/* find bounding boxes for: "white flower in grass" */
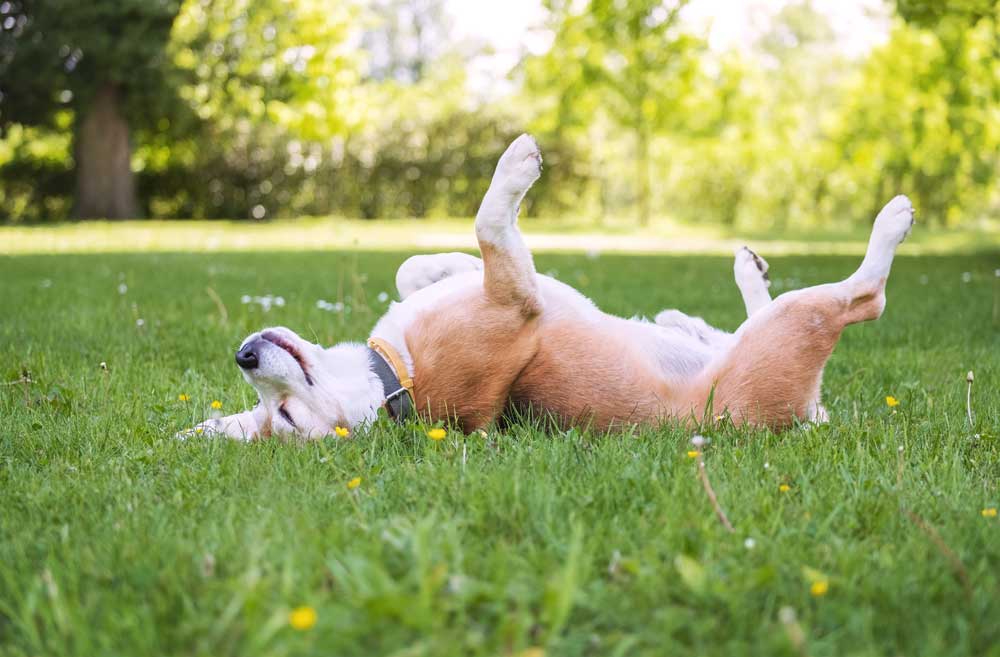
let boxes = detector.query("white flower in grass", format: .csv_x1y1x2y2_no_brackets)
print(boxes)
961,272,972,283
241,294,285,312
118,283,128,295
316,300,346,313
691,435,707,448
135,318,145,327
377,291,389,303
744,537,756,550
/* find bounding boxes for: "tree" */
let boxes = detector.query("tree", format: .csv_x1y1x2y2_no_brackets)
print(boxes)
0,0,183,219
164,0,363,218
525,0,701,225
895,0,998,28
361,0,453,83
830,0,1000,225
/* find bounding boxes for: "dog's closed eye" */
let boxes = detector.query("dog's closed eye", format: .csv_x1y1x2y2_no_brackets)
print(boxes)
278,403,297,428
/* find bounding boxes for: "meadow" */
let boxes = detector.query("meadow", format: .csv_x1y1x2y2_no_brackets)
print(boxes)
1,240,998,656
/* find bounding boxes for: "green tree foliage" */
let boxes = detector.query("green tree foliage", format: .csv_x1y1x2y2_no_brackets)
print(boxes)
661,2,850,228
1,0,998,228
525,0,702,225
0,0,183,218
833,2,1000,225
143,0,363,218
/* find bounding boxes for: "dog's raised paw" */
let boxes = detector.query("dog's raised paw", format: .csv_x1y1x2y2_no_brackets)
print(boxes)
494,133,542,196
734,246,770,289
872,194,915,246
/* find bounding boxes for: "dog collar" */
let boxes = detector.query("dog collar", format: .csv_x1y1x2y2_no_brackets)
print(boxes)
366,337,414,422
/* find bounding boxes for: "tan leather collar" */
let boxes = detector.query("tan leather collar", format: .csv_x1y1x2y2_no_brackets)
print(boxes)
367,337,415,420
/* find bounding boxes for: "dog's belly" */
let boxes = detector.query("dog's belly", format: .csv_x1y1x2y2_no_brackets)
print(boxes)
398,274,711,431
507,316,707,430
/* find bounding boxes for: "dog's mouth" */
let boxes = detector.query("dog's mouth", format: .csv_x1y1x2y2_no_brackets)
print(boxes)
261,331,314,386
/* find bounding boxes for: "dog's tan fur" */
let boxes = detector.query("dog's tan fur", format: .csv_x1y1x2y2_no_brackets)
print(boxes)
185,135,913,441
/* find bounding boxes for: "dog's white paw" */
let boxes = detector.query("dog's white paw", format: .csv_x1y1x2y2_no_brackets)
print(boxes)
734,246,770,290
872,195,915,247
175,421,216,441
493,134,542,197
175,417,251,441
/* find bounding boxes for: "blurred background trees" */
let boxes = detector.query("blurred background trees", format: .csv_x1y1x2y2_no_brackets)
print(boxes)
0,0,997,227
0,0,184,218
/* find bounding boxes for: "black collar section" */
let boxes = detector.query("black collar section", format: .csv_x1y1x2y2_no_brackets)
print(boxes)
367,347,412,422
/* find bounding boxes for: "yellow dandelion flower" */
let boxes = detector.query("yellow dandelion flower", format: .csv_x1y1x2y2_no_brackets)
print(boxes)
779,484,791,493
347,477,361,490
288,605,317,630
211,400,222,410
178,393,190,402
686,450,699,459
982,507,998,518
810,580,829,597
334,426,349,438
885,396,899,407
427,428,447,441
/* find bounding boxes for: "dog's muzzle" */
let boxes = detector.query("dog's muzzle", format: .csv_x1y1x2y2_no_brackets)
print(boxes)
235,343,259,370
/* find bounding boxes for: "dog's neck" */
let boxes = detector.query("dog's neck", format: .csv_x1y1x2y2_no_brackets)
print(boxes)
323,343,390,427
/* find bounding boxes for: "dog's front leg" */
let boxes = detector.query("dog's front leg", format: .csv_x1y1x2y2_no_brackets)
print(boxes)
178,405,268,441
475,134,543,314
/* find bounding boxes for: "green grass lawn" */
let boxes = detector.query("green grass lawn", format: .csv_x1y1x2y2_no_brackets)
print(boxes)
1,248,999,656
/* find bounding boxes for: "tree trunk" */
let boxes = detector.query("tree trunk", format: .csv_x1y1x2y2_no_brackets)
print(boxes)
73,83,139,219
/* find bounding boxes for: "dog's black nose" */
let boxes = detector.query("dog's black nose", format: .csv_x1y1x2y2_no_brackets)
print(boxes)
235,344,259,370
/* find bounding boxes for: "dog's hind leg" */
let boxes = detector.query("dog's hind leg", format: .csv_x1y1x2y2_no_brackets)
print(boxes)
653,246,771,350
734,246,772,317
395,253,483,299
474,134,543,315
732,244,830,421
695,195,914,429
655,245,770,340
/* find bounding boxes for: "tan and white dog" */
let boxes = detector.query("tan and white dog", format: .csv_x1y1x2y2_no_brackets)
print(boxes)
186,135,914,440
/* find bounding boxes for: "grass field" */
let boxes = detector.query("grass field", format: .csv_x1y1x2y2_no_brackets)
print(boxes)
2,244,999,656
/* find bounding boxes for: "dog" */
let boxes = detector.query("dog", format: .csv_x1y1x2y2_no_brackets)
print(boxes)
184,135,914,440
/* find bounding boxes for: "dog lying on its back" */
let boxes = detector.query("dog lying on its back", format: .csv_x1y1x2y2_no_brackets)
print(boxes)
183,135,914,439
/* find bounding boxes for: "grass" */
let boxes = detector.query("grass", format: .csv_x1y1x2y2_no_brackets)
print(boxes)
1,245,999,657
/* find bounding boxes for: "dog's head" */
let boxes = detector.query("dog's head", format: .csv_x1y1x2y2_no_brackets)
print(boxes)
235,327,372,437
